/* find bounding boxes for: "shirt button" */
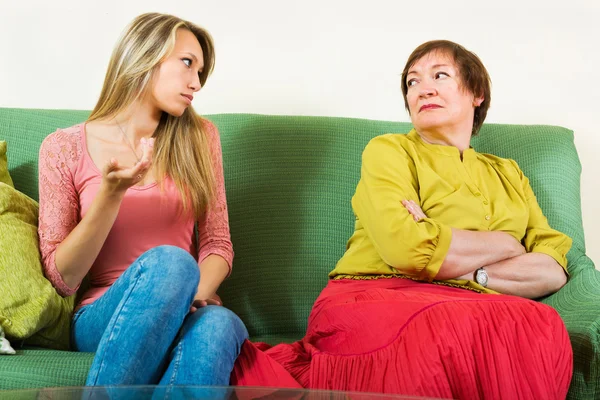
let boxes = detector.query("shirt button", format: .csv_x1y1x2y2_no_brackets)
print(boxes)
483,200,489,205
485,215,491,220
475,193,481,197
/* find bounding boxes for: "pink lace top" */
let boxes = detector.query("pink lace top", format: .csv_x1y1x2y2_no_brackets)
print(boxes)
38,120,234,308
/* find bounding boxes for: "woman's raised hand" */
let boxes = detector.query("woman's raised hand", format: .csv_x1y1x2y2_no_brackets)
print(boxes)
101,137,155,194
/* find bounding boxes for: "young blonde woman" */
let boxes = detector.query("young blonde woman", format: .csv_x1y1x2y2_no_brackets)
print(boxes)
37,13,247,385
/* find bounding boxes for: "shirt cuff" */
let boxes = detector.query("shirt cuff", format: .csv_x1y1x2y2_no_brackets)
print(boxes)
419,221,453,281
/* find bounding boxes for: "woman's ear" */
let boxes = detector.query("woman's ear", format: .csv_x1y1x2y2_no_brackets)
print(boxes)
473,95,484,107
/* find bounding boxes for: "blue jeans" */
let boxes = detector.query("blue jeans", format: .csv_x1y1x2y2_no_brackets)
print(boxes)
72,245,248,386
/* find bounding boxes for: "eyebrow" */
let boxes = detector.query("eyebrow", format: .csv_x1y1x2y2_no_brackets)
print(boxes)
182,52,199,62
407,63,451,76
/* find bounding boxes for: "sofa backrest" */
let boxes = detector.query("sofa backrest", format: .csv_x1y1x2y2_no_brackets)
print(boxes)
0,108,593,341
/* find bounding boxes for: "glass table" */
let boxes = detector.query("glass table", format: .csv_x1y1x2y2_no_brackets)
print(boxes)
0,385,444,400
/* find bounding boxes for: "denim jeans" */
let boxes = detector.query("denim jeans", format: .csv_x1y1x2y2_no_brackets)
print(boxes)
72,245,248,386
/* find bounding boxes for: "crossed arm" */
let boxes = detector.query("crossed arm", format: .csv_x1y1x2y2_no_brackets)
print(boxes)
402,200,567,299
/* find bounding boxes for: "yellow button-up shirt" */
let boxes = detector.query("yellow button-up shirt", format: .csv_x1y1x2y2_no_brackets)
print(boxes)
329,130,572,293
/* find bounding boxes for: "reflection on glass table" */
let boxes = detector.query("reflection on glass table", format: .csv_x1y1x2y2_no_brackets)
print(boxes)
0,385,446,400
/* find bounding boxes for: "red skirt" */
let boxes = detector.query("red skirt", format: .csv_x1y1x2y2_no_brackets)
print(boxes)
232,278,572,399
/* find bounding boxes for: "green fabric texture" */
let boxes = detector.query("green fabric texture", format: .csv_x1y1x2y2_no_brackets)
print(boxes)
0,108,598,398
0,348,93,390
542,268,600,398
0,108,90,200
0,182,75,350
0,141,14,187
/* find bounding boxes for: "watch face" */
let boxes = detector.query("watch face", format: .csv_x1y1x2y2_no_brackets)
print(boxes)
476,269,488,287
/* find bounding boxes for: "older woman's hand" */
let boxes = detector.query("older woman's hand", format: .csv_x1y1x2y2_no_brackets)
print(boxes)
402,200,427,221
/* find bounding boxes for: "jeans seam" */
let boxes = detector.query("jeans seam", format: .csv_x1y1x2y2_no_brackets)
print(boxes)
71,307,87,349
88,259,144,385
168,337,184,385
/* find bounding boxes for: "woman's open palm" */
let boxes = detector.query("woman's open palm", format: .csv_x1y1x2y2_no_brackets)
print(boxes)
102,137,155,193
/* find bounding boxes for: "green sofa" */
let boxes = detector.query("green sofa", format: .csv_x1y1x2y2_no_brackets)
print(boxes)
0,108,598,399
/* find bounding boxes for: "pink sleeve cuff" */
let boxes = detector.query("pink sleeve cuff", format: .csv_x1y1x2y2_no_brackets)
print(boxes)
43,251,80,297
198,247,234,278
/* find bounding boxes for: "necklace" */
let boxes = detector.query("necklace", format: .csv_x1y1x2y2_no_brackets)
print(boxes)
115,119,141,163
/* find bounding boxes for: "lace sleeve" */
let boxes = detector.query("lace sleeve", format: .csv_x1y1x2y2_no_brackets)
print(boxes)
197,120,234,275
38,128,82,297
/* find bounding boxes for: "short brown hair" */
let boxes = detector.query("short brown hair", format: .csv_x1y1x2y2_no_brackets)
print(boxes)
400,40,491,136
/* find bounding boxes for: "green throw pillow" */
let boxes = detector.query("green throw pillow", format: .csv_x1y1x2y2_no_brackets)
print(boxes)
0,142,14,188
0,182,74,350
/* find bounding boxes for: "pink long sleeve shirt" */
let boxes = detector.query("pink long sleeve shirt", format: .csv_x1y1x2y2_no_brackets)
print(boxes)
38,120,234,308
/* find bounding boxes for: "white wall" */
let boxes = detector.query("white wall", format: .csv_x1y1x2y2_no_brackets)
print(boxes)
1,0,599,264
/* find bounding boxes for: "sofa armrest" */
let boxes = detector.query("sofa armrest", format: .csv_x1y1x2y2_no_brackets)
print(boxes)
541,266,600,399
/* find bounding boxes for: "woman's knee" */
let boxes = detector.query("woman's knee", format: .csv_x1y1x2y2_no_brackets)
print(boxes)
136,245,200,289
186,306,248,345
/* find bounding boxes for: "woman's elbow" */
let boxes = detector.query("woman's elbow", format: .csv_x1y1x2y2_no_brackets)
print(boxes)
542,266,568,296
380,251,430,278
552,269,568,293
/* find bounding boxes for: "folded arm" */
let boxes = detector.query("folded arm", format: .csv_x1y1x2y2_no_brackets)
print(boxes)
479,166,571,298
355,138,525,282
402,160,571,299
436,228,525,280
401,200,525,280
480,253,567,299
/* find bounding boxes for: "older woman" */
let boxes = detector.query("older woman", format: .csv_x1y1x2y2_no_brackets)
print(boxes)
232,40,573,399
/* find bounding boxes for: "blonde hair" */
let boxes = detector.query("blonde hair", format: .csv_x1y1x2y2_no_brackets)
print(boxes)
88,12,217,219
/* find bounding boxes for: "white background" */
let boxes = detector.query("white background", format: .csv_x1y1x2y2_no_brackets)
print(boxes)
1,0,598,265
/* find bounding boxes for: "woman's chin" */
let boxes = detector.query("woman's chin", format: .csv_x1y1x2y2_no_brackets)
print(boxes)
413,121,444,132
164,107,187,118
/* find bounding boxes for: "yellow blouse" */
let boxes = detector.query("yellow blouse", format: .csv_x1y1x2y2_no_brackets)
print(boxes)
329,130,572,293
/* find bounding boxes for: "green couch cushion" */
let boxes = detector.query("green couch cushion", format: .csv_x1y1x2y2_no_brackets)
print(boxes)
542,267,600,400
0,141,14,187
0,183,74,350
0,348,93,390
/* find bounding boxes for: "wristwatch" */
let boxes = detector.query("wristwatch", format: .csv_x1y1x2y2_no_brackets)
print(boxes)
475,267,488,287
